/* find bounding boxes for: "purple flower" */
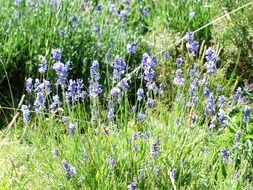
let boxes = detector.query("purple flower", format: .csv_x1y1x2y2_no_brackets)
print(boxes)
239,96,247,105
189,11,195,19
68,123,76,137
120,79,129,90
144,67,155,82
150,139,159,157
53,95,60,105
112,55,126,82
205,92,216,115
146,82,158,95
107,156,116,170
111,87,121,99
58,29,65,37
186,40,199,52
107,101,115,122
51,48,62,62
192,115,198,123
25,77,33,93
89,60,102,98
66,80,76,100
221,148,230,163
141,53,157,69
38,56,47,74
159,83,166,95
120,10,127,22
35,82,43,93
34,78,40,89
176,58,183,67
132,145,139,152
127,180,137,190
137,88,144,101
234,132,241,145
89,83,102,98
62,160,76,180
132,105,137,113
170,168,177,181
185,32,199,53
50,95,61,113
162,51,169,61
232,87,242,101
141,6,151,16
185,32,194,42
147,98,155,108
243,107,250,124
52,61,70,86
66,79,87,103
127,43,136,54
34,92,45,114
90,60,100,81
142,132,150,141
131,132,140,141
189,78,199,97
218,95,225,108
107,108,115,122
205,48,218,74
189,63,198,76
108,3,116,14
21,105,30,124
93,25,100,34
53,148,59,157
44,80,51,95
75,79,87,100
15,0,21,6
34,80,50,94
49,0,57,7
204,87,210,98
70,15,78,28
137,112,146,123
96,5,103,12
218,112,227,126
173,69,185,86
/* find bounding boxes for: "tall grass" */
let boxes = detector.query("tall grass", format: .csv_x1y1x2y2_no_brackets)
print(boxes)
0,0,253,190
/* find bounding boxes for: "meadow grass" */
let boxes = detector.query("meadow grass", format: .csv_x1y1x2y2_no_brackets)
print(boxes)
0,0,253,190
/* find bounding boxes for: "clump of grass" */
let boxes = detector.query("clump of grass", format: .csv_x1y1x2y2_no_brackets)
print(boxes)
1,30,251,189
0,1,253,190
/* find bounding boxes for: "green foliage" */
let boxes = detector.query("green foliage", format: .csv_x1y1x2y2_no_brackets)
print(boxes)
213,0,253,83
0,0,253,190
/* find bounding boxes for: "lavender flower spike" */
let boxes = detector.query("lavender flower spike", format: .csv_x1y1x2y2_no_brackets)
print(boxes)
205,47,218,74
62,160,76,180
173,69,185,86
25,77,33,93
127,42,136,54
38,56,47,74
150,139,159,157
68,123,76,137
51,48,62,62
243,107,250,124
89,60,102,98
52,61,70,86
21,105,30,124
221,148,230,163
127,180,137,190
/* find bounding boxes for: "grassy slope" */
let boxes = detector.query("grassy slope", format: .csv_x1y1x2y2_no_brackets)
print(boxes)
0,0,253,189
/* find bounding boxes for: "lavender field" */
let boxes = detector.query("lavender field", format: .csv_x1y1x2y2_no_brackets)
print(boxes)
0,0,253,189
